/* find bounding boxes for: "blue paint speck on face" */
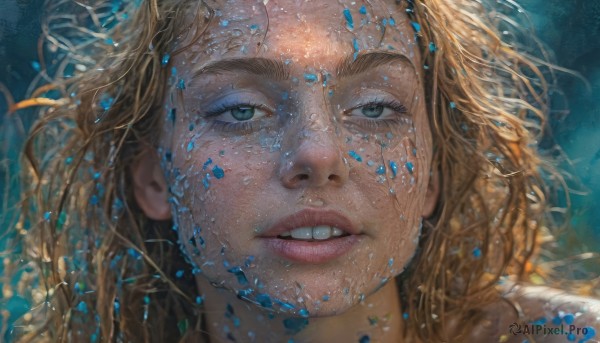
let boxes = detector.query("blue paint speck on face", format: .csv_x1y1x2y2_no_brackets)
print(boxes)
177,79,186,90
44,211,52,221
343,8,354,29
552,315,562,325
187,141,194,152
388,258,394,267
382,18,387,27
567,333,576,341
303,73,318,83
405,161,414,174
212,165,225,179
298,308,309,317
256,293,273,308
322,295,329,301
100,96,114,111
411,22,421,33
429,42,437,52
220,19,229,27
202,158,213,170
472,247,482,258
389,161,398,178
171,67,177,76
359,5,367,14
403,312,409,320
161,54,170,66
389,17,396,26
202,174,210,189
359,335,370,343
353,38,360,61
196,296,204,304
376,165,386,175
175,270,184,278
450,101,456,109
349,150,362,162
228,266,249,285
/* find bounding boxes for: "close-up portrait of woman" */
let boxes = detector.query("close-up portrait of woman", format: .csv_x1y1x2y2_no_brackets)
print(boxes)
1,0,599,342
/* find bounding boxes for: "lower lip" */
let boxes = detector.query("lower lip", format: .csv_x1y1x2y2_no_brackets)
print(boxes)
261,235,363,264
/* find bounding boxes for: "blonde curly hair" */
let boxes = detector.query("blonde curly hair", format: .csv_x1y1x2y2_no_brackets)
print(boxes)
3,0,571,341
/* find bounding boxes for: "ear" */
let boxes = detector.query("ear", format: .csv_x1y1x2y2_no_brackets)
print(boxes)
130,146,171,220
421,166,440,218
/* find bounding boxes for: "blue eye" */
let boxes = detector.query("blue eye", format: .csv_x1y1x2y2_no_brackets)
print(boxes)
360,104,385,118
230,106,254,121
203,102,272,132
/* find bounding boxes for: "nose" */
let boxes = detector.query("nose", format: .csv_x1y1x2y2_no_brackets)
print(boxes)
279,119,350,189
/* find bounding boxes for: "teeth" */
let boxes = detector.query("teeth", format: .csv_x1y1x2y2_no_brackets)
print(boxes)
312,225,331,240
290,227,313,240
331,227,344,237
279,226,346,240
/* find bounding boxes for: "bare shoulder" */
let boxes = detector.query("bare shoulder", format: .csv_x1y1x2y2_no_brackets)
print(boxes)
480,282,600,342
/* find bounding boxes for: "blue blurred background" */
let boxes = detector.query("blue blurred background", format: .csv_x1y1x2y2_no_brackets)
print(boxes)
0,0,599,337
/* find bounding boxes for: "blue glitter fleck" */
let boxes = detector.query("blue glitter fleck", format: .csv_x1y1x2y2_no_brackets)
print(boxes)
411,22,421,33
349,150,362,162
44,211,51,221
359,5,367,14
563,313,574,324
450,101,456,109
376,165,386,175
298,309,309,317
359,335,370,343
531,317,546,325
77,301,88,314
90,195,99,205
283,317,309,335
567,333,576,341
65,156,73,165
168,108,176,123
212,165,225,179
382,18,387,27
196,296,204,304
388,258,394,267
303,73,318,83
353,38,360,60
202,158,213,170
187,141,194,152
256,293,273,308
584,327,596,339
429,42,437,52
552,315,561,325
237,289,253,297
245,255,255,267
177,79,186,90
144,296,150,304
403,312,409,320
202,174,211,189
412,148,417,156
100,96,114,111
220,19,229,27
405,161,414,174
322,295,330,301
227,266,249,285
161,54,170,66
175,270,184,278
472,247,482,258
389,17,396,26
31,61,41,71
343,8,354,29
389,161,398,178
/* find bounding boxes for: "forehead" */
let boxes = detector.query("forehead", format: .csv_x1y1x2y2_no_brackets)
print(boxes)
180,0,419,71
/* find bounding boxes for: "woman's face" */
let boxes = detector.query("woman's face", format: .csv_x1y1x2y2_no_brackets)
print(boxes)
158,0,436,317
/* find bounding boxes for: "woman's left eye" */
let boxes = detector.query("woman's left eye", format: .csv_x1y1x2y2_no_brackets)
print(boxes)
347,101,408,119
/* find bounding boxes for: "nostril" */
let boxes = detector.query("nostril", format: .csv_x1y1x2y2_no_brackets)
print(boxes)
328,174,340,182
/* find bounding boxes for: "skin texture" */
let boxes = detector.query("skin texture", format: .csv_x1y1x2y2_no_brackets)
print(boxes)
132,0,439,341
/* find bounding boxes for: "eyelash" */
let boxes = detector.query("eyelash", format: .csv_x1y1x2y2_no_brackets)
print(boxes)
200,99,409,132
347,99,409,130
203,102,269,133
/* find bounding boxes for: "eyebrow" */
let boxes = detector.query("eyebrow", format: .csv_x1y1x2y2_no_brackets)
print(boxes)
191,51,415,81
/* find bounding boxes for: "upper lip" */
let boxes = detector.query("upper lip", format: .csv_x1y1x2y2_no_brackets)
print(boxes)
259,208,361,238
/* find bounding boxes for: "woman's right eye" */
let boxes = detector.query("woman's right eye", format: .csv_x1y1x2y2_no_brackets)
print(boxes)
206,103,270,122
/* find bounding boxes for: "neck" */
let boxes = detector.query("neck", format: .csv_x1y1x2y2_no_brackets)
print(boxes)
195,276,404,343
